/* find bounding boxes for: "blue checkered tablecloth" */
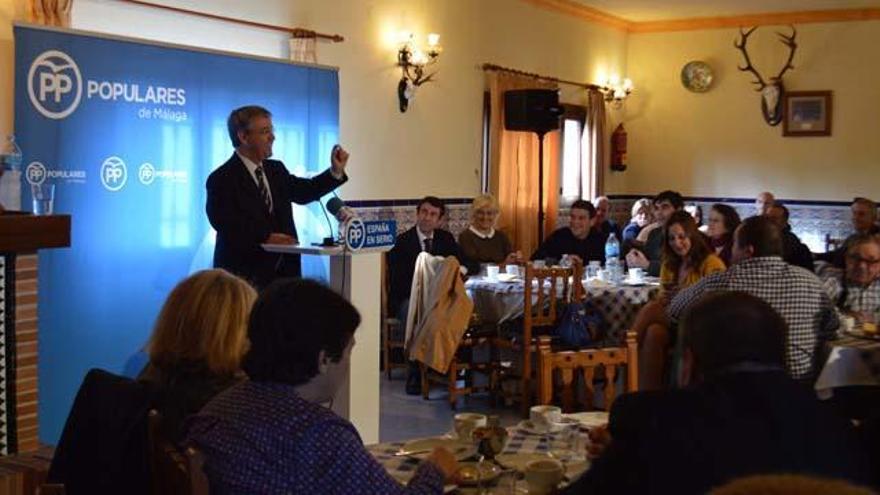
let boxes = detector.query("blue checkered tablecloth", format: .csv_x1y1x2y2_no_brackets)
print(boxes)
466,277,659,342
815,334,880,399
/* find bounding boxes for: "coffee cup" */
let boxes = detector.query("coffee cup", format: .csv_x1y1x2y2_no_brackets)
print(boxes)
505,264,521,277
524,459,564,494
627,267,644,281
454,413,487,441
532,260,546,269
841,315,855,333
529,405,562,432
486,264,500,281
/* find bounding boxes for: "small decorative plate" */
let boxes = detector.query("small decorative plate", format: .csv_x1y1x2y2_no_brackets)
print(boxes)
680,61,714,93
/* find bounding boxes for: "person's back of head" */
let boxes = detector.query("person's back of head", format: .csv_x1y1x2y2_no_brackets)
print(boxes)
243,278,361,393
733,215,784,262
681,291,786,383
147,269,257,376
709,474,875,495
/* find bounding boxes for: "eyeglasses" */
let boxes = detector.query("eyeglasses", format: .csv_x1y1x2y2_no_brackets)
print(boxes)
847,254,880,266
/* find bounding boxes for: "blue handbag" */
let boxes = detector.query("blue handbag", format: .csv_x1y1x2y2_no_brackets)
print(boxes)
556,300,607,348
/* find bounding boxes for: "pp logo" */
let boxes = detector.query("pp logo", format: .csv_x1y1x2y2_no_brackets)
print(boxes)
100,156,127,192
25,162,47,186
138,163,156,185
27,50,83,120
345,218,366,251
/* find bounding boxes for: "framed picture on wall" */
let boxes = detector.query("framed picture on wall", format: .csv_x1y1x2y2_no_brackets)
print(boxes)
783,91,832,137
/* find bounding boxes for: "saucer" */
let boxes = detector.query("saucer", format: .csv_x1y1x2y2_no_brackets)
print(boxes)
455,461,503,486
564,411,609,430
516,417,578,435
496,452,552,472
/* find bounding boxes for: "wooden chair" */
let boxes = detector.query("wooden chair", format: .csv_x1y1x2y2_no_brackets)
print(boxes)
420,314,497,409
494,261,583,415
536,331,639,412
381,255,407,380
147,410,209,495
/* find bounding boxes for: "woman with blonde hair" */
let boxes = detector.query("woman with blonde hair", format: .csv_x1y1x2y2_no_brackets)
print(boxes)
139,268,257,441
623,198,653,243
458,193,522,266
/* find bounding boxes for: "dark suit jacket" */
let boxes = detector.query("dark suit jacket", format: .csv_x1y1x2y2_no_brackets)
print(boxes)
562,371,871,495
387,226,463,313
206,153,346,288
48,369,156,495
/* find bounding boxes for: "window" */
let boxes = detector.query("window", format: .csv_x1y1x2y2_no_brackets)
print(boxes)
559,104,593,204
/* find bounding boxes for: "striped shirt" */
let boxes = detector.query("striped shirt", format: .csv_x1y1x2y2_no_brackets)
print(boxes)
667,257,839,380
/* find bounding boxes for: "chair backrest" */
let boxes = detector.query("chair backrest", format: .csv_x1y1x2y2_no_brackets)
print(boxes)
523,261,584,331
147,410,209,495
47,369,154,495
537,331,639,412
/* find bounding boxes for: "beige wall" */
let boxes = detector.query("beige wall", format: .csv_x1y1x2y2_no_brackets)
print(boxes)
0,0,627,200
613,21,880,201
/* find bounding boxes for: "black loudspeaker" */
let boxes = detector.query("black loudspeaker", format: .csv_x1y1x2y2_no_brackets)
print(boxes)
504,89,563,135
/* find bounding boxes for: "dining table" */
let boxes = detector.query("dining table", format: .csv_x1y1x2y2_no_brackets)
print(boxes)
368,412,608,493
465,275,661,342
814,331,880,400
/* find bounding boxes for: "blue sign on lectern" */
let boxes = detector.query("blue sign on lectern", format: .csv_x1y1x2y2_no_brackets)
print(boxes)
345,220,396,251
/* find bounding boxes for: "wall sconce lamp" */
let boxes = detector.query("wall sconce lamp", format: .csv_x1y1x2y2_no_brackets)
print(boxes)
599,75,634,108
397,32,442,112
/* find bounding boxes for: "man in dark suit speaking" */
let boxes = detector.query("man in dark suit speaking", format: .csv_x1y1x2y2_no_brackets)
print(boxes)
207,105,349,288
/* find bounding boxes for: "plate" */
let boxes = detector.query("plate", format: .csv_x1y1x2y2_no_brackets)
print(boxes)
399,437,477,461
455,461,503,486
495,273,521,283
564,411,609,430
496,452,553,472
681,61,714,93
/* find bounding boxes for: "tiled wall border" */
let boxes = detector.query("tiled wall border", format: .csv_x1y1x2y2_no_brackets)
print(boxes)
347,195,856,253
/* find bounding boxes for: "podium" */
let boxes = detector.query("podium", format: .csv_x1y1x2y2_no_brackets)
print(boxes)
0,213,71,454
262,243,389,444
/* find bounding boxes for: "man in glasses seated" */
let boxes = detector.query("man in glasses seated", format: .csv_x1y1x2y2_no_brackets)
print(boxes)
818,234,880,324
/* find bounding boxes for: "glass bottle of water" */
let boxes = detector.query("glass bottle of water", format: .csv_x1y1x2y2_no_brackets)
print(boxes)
605,233,621,283
0,134,23,171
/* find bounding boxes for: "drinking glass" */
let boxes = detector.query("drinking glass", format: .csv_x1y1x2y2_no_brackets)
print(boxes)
31,183,55,215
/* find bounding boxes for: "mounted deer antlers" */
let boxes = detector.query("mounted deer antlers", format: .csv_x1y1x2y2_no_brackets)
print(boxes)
735,25,798,126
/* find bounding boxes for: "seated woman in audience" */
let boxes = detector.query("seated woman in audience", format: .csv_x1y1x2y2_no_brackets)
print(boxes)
659,210,726,292
705,203,741,266
458,193,521,267
138,269,256,442
622,198,653,243
186,279,457,494
632,211,726,390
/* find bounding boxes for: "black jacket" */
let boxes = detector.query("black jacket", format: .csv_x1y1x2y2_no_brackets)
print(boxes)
386,226,463,313
562,371,871,495
48,369,156,495
206,153,345,288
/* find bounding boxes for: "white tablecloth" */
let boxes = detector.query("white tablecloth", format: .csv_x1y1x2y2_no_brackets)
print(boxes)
465,277,660,342
815,334,880,399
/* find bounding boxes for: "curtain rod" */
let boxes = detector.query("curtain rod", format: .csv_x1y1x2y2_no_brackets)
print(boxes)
482,63,601,91
117,0,345,42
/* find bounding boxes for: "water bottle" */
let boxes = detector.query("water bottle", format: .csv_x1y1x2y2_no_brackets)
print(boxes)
0,134,23,171
605,233,621,283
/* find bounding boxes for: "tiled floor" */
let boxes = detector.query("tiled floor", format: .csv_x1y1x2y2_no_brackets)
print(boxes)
378,371,523,443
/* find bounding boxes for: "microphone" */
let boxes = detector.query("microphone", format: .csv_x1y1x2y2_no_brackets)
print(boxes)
327,197,346,218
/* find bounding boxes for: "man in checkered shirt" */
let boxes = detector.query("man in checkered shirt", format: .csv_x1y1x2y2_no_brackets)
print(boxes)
667,215,839,381
818,233,880,317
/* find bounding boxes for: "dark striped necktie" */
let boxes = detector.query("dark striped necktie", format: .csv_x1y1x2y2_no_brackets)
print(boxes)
254,165,272,211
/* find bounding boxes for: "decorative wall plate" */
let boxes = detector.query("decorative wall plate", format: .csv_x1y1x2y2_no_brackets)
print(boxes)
681,61,714,93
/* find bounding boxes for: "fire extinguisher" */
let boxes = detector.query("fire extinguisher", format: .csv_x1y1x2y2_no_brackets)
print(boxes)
611,123,627,171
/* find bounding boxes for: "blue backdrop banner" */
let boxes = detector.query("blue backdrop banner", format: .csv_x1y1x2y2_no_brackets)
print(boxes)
14,24,340,443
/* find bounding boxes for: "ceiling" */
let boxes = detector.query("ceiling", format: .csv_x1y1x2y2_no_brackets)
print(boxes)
572,0,880,22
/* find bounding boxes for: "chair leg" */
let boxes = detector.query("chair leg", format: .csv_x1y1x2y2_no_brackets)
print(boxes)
448,360,458,410
420,363,430,400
